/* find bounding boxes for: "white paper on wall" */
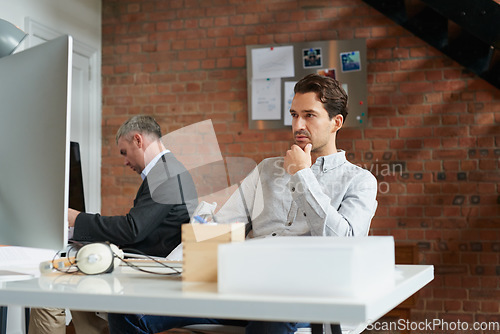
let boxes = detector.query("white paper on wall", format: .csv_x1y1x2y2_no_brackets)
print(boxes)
251,46,294,79
251,78,281,120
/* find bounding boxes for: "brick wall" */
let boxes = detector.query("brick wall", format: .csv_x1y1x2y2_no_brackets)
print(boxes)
101,0,500,328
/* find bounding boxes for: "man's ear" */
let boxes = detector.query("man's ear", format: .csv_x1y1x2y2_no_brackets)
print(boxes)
133,133,143,148
332,114,343,132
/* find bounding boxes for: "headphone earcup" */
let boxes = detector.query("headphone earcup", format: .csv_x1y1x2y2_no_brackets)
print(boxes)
76,243,115,275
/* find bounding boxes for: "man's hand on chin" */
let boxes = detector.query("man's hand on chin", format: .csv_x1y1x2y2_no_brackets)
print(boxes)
284,143,312,175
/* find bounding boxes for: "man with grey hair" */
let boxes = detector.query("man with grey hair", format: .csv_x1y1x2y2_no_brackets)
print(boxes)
69,114,197,256
29,115,198,334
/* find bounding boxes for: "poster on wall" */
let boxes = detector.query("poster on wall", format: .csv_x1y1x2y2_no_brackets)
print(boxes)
251,46,295,79
340,51,361,72
303,48,322,68
251,78,281,120
317,68,336,79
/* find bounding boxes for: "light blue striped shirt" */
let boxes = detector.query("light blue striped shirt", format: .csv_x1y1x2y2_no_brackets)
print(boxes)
216,150,378,238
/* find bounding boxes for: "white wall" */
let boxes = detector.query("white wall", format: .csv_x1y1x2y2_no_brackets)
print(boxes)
0,0,101,51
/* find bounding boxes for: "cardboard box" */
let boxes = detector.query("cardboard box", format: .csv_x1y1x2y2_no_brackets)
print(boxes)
218,236,395,297
182,223,245,282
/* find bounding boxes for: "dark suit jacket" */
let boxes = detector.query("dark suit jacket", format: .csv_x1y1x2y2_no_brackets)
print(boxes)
72,153,198,257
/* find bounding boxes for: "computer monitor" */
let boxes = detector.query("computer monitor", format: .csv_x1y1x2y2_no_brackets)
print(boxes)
0,35,73,250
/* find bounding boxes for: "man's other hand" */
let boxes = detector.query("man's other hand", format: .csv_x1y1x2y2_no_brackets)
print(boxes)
68,208,81,227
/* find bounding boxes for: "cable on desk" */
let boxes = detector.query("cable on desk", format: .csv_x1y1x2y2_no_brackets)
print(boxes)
117,248,182,276
43,242,181,276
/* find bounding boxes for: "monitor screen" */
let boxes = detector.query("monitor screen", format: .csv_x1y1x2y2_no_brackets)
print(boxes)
69,142,86,213
0,35,73,250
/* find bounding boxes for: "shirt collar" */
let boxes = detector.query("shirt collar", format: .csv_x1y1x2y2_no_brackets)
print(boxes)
313,150,346,172
141,149,170,180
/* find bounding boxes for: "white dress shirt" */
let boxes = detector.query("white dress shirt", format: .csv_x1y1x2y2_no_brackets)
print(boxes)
141,149,171,180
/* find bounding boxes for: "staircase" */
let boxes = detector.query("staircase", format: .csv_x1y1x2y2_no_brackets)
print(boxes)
361,0,500,89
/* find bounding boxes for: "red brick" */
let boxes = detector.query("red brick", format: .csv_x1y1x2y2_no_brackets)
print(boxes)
389,139,405,149
476,113,495,124
469,171,500,182
420,138,439,149
397,150,432,160
399,127,432,138
408,71,426,82
434,102,468,114
470,289,500,300
400,82,433,93
392,72,408,82
442,161,460,171
433,149,467,160
356,140,372,150
477,136,495,147
441,115,458,125
399,105,432,114
424,160,441,171
364,128,397,138
405,139,422,149
458,137,476,148
435,126,469,137
470,125,500,136
444,300,462,312
368,61,400,72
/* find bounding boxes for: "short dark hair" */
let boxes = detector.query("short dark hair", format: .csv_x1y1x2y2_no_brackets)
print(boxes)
294,74,348,122
115,115,162,144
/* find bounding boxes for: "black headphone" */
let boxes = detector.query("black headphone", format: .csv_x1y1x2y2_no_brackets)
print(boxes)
75,242,123,275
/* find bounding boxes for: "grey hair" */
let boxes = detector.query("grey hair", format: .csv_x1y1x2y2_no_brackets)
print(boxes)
115,115,162,144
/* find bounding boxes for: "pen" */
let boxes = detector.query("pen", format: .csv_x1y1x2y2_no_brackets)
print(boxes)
193,215,208,224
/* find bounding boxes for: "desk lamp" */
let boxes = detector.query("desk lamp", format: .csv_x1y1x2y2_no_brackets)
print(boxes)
0,18,28,58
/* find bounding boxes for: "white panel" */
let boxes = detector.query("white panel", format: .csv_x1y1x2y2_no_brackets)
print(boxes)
25,18,101,213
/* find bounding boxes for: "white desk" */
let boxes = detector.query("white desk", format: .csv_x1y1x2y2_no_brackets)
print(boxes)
0,265,432,326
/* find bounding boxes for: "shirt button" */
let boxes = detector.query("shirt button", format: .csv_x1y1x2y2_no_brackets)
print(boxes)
287,222,292,226
303,212,307,217
291,187,295,192
272,233,277,236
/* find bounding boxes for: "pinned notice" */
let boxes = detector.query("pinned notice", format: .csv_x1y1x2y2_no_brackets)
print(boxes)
251,78,281,120
251,45,294,79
